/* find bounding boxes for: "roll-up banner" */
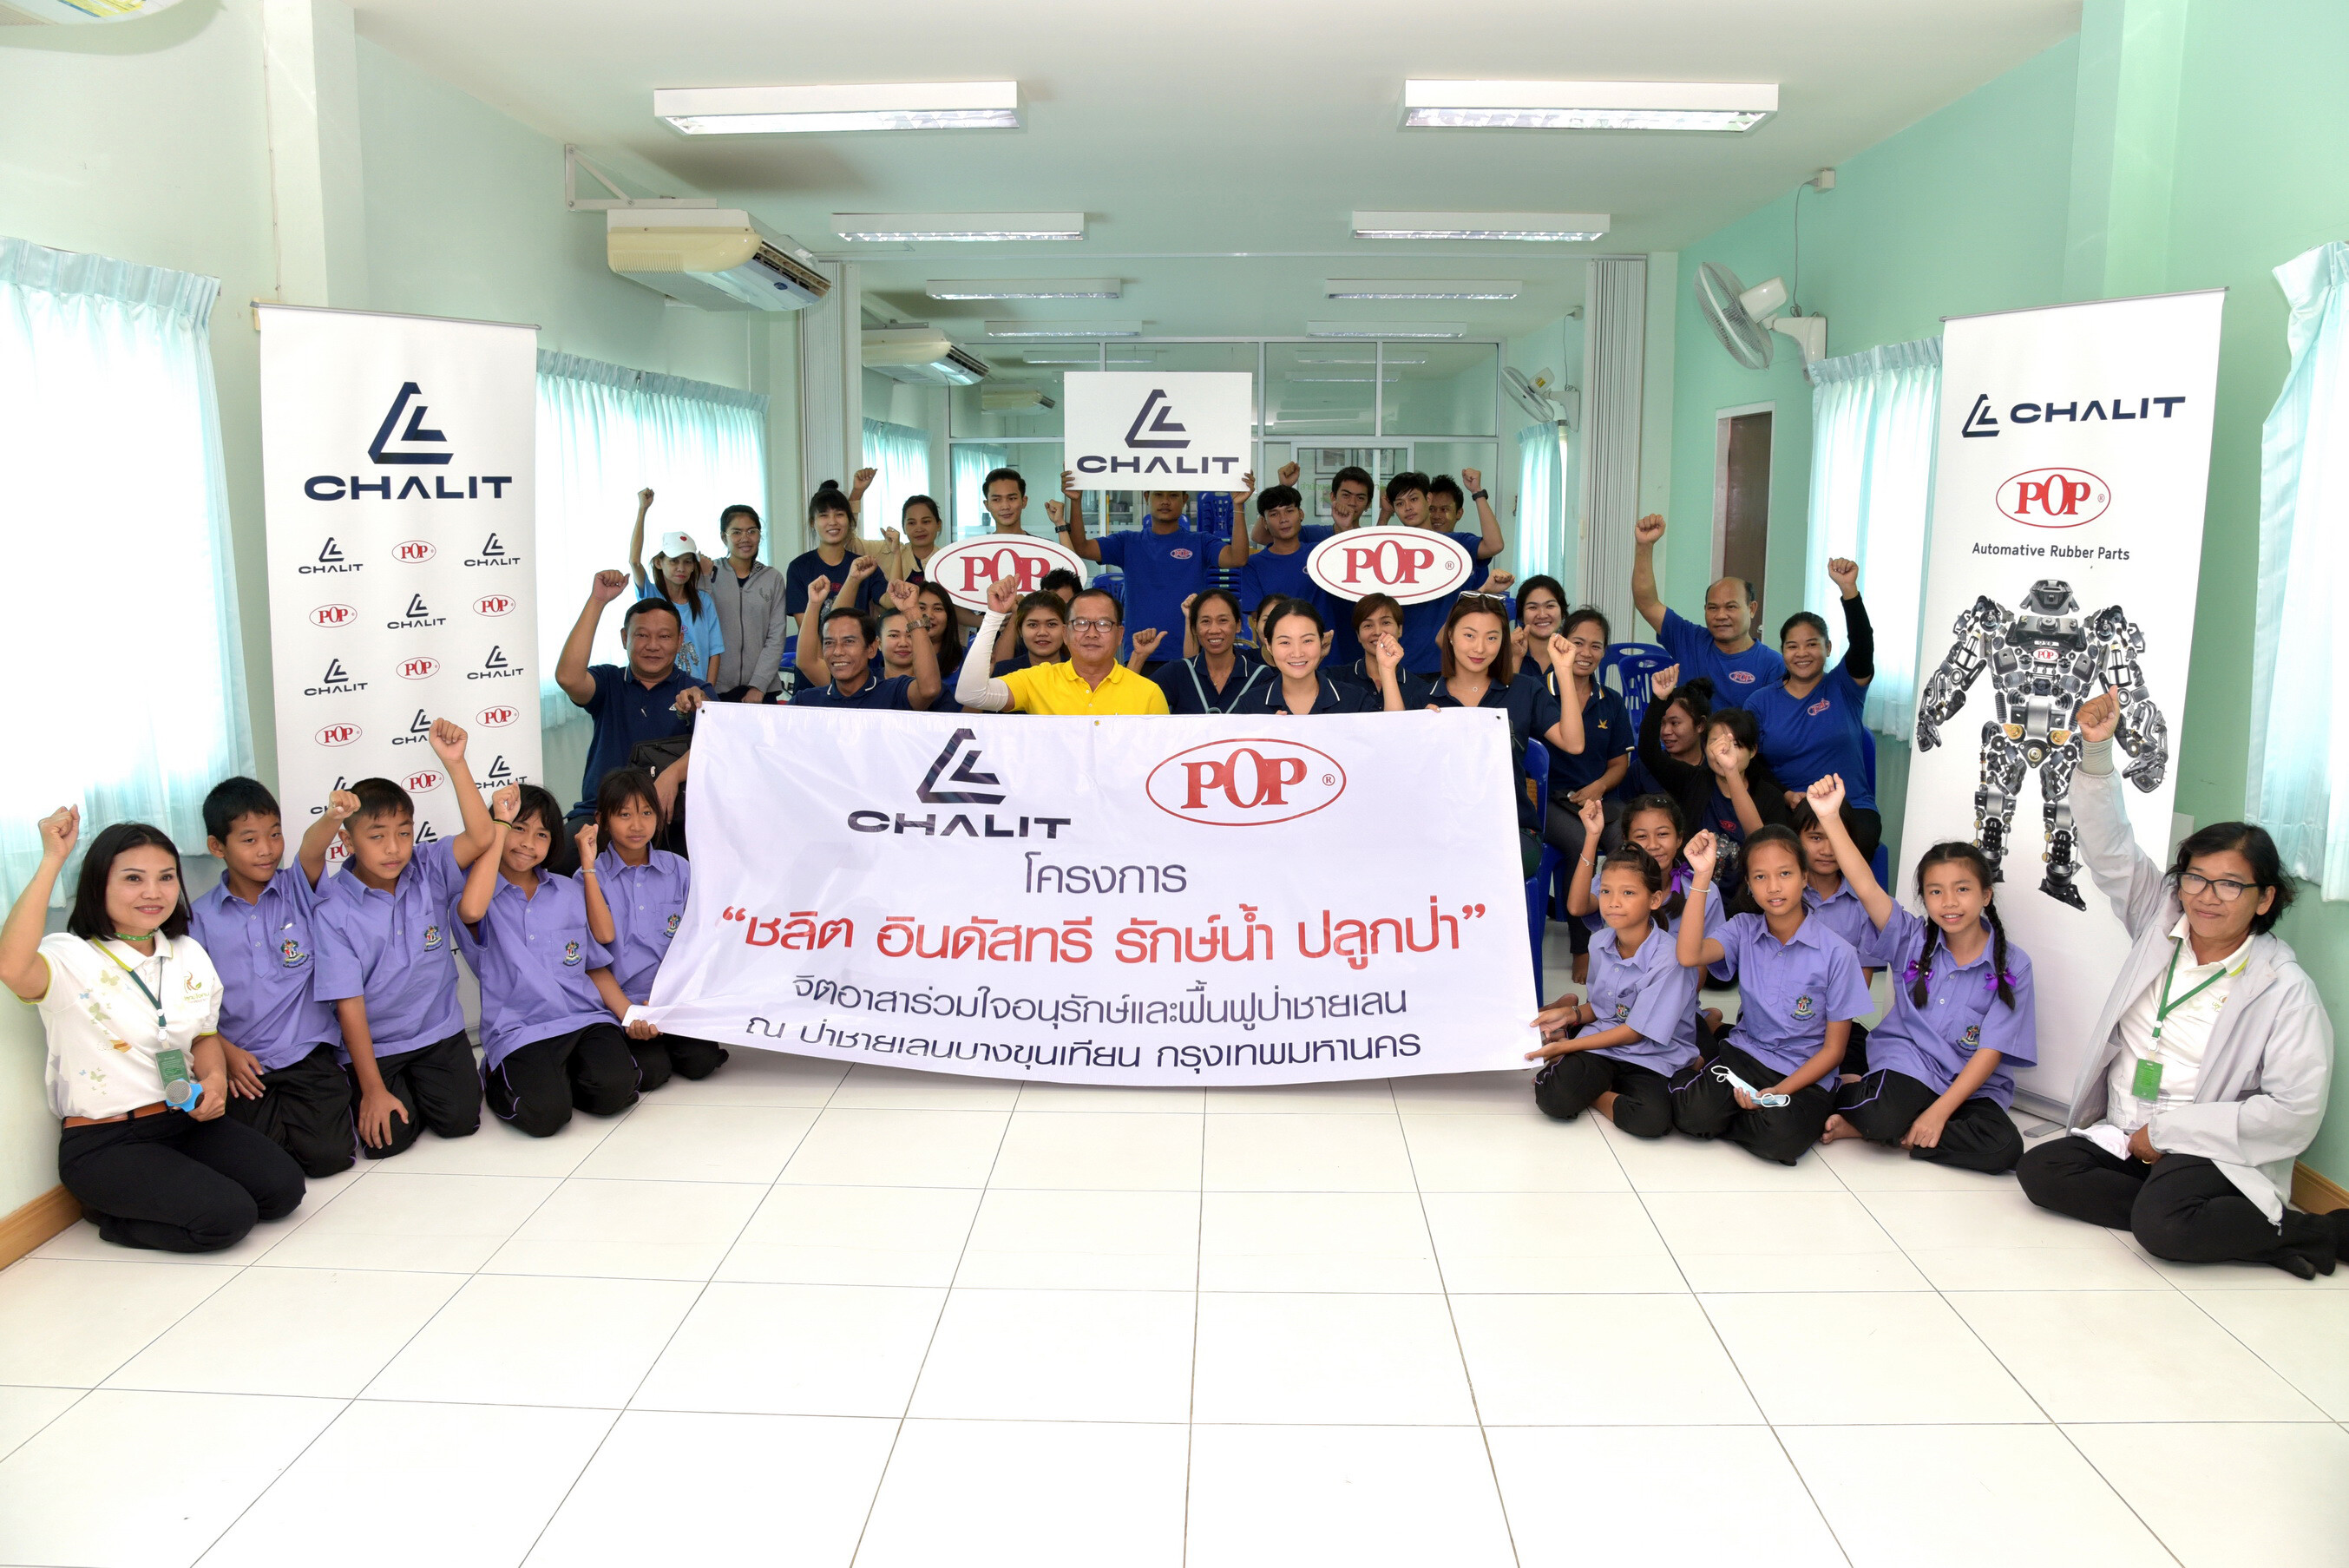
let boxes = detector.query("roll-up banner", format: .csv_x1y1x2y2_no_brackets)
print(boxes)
1903,291,2223,1109
640,705,1536,1086
258,305,541,866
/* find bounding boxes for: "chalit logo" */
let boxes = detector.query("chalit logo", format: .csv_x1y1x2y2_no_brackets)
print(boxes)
385,593,445,631
1145,737,1347,827
467,532,518,567
392,708,435,747
306,658,365,698
301,537,362,575
919,729,1006,804
370,382,452,466
469,645,522,681
302,383,513,501
482,755,516,786
1124,388,1190,449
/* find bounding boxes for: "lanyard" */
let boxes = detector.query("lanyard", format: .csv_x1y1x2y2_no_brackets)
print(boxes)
2150,938,2230,1044
93,940,169,1035
1188,656,1264,714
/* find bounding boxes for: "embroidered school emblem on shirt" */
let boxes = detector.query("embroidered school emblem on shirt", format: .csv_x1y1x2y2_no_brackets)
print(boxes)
1962,1024,1982,1046
422,924,444,951
279,938,308,967
563,941,584,967
664,913,681,936
1790,994,1816,1020
1611,1001,1631,1022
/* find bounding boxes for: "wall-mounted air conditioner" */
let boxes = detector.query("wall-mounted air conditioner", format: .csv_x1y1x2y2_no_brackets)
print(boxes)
863,326,990,386
607,209,830,311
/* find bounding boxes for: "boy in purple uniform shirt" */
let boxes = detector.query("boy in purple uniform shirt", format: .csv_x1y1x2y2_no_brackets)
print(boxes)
194,777,359,1177
576,769,726,1088
311,722,501,1158
1065,480,1251,667
1671,824,1873,1165
1792,795,1882,1078
461,784,640,1136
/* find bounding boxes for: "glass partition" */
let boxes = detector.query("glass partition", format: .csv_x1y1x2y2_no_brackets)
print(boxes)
1381,342,1499,437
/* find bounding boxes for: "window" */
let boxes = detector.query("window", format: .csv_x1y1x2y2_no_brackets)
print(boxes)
0,237,253,893
861,416,932,541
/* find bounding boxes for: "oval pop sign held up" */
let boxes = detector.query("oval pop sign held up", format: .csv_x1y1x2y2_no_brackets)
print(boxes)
925,533,1091,613
1304,528,1476,607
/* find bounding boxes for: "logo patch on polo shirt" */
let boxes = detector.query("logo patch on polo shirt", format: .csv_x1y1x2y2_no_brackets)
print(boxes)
1170,548,1194,560
279,938,308,968
1729,670,1756,684
1791,994,1816,1020
1962,1024,1982,1046
422,924,444,952
664,913,681,936
1808,698,1831,716
563,941,584,967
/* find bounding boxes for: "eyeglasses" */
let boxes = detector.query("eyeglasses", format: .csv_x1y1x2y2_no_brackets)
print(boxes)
2178,872,2258,902
1068,618,1119,633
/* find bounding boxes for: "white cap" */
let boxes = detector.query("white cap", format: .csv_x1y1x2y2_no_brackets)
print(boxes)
659,531,699,559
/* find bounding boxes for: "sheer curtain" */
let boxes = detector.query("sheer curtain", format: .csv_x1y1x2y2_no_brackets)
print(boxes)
0,238,253,895
1514,423,1570,594
2247,242,2349,900
1804,337,1942,736
535,351,767,738
950,443,1011,538
862,417,931,539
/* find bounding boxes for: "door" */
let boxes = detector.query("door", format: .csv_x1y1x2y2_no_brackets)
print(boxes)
1716,408,1772,597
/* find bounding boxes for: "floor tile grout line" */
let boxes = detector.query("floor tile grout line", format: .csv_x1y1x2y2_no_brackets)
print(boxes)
1180,1083,1208,1568
187,1394,365,1568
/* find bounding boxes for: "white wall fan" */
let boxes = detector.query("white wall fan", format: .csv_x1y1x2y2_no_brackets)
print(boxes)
1694,262,1827,369
1504,366,1578,429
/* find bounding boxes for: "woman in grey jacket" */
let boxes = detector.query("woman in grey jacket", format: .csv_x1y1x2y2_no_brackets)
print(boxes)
2018,691,2344,1277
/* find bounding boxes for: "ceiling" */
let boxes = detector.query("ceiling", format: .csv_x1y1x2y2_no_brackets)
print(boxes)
356,0,2081,341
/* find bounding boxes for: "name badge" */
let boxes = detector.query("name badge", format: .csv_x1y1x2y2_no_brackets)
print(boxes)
2130,1057,2162,1100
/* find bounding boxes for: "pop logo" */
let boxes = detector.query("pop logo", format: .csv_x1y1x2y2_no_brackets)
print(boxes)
393,539,436,563
1997,467,2110,528
925,535,1086,612
1303,530,1473,607
405,769,444,794
474,594,515,617
398,656,440,680
476,705,519,728
316,723,361,747
1145,738,1346,827
311,603,356,627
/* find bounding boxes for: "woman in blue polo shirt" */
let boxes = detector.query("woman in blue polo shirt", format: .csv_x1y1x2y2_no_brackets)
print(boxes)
1157,590,1270,714
1237,598,1407,715
1748,557,1880,860
1539,607,1634,965
1417,594,1558,869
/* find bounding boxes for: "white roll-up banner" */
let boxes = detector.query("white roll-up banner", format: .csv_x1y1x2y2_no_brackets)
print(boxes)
259,306,541,866
1903,291,2223,1108
640,705,1536,1085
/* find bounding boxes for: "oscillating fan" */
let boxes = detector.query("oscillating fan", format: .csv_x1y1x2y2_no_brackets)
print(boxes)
1694,261,1828,368
1503,365,1575,427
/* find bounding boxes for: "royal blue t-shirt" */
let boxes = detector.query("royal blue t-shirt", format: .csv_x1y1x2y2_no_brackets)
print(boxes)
783,548,883,627
1657,607,1784,710
1748,664,1875,811
1095,526,1222,659
1236,540,1325,619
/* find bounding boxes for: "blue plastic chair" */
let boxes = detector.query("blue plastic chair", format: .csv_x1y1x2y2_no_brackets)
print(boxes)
1524,742,1562,990
1599,642,1675,731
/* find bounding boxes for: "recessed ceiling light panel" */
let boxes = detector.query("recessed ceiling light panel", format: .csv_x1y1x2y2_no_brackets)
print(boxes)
927,279,1122,299
984,319,1143,337
1350,211,1608,242
833,213,1086,242
1305,321,1467,338
1021,349,1158,365
657,82,1020,134
1402,79,1776,133
1324,278,1522,300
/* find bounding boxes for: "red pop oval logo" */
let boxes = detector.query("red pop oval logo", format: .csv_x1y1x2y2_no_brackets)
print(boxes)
476,705,519,728
404,769,445,793
311,603,356,627
1145,738,1347,827
315,723,361,747
926,535,1089,612
393,539,436,563
474,594,515,617
1997,467,2110,528
397,656,440,680
1304,528,1475,606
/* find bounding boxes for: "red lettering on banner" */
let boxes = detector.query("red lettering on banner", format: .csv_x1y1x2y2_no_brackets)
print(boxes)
398,657,440,680
476,705,518,727
316,724,361,747
1997,467,2110,528
394,540,436,563
405,770,445,793
1146,738,1345,826
311,604,355,627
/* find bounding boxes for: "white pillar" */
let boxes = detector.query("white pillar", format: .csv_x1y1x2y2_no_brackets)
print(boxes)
260,0,369,307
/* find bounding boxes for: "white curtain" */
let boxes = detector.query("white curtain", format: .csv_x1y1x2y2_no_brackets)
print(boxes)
862,417,931,540
2247,242,2349,900
950,443,1011,538
0,237,254,895
1805,336,1942,736
535,351,767,734
1514,423,1570,594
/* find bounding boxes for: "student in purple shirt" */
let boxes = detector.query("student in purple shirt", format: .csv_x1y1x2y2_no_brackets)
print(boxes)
1670,824,1873,1165
1629,513,1785,708
192,777,358,1177
574,771,725,1089
459,784,638,1138
1064,478,1251,667
1563,793,1726,946
1805,776,2036,1174
1791,793,1882,1079
311,722,501,1158
1527,846,1704,1138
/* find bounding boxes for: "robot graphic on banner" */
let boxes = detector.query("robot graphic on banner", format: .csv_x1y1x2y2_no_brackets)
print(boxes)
1914,579,2167,910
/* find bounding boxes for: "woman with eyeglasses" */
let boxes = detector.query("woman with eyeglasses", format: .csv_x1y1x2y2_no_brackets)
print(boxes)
2017,691,2343,1278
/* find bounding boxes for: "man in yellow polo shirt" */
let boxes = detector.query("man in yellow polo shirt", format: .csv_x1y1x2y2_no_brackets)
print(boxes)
955,576,1171,716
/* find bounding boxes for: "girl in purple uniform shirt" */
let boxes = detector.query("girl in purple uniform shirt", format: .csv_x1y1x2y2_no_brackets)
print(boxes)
576,770,727,1092
1806,774,2036,1173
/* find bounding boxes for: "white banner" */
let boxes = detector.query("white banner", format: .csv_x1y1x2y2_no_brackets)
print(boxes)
259,306,541,863
1306,527,1477,607
1905,292,2223,1106
641,705,1536,1085
1065,371,1252,491
924,533,1089,612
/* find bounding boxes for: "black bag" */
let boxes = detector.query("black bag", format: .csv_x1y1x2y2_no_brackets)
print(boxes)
626,737,692,857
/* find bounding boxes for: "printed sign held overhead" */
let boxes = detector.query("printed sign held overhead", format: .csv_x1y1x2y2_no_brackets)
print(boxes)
925,533,1089,613
1303,528,1476,607
1063,372,1253,492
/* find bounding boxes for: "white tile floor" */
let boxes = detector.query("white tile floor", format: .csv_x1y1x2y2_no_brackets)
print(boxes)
3,952,2348,1566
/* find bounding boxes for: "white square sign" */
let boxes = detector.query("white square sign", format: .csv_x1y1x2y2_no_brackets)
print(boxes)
1064,371,1253,491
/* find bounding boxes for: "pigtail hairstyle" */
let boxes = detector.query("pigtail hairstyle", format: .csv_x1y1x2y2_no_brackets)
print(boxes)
1909,841,2015,1010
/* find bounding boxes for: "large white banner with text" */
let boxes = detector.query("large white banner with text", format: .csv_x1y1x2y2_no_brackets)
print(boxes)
641,705,1536,1084
1903,292,2222,1108
259,306,541,861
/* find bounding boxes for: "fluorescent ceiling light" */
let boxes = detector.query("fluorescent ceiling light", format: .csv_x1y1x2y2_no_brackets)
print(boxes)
1283,375,1401,384
927,278,1121,299
1306,321,1466,338
1351,211,1607,242
1294,352,1427,365
1022,349,1158,364
833,213,1085,242
656,82,1019,134
1324,278,1521,300
985,319,1141,338
1403,79,1775,133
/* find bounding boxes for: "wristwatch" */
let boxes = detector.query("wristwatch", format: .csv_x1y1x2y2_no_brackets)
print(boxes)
1471,489,1489,501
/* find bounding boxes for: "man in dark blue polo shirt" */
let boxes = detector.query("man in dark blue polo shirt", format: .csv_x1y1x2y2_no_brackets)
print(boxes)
554,571,712,828
1629,512,1785,707
1064,477,1251,670
791,581,943,710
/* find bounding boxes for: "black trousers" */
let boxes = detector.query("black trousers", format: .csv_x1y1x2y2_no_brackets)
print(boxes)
1532,1050,1675,1138
58,1112,305,1254
2018,1137,2326,1269
488,1023,640,1138
630,1031,729,1092
1840,1020,1871,1078
226,1044,356,1178
1832,1069,2024,1174
352,1031,482,1159
1670,1040,1834,1165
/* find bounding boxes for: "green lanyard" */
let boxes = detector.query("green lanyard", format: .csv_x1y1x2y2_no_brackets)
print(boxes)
94,940,168,1036
2150,938,2229,1045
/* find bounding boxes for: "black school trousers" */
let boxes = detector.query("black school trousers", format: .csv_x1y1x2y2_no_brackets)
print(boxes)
226,1044,356,1178
1669,1040,1834,1165
1532,1050,1675,1138
488,1023,640,1138
352,1031,482,1159
58,1112,305,1254
630,1031,729,1091
1832,1068,2024,1174
2018,1137,2325,1269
